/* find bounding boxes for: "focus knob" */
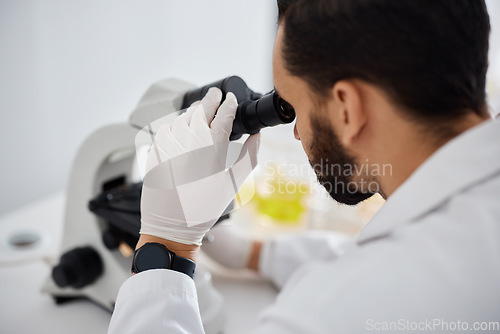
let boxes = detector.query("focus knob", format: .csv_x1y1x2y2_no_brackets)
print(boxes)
52,247,103,289
102,229,120,250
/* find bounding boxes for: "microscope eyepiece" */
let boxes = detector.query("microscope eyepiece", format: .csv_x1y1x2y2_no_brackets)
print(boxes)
277,95,295,121
182,76,296,140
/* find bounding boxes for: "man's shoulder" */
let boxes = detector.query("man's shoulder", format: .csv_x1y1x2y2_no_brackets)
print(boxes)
270,222,500,332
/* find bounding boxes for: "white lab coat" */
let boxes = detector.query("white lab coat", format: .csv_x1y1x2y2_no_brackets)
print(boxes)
108,119,500,333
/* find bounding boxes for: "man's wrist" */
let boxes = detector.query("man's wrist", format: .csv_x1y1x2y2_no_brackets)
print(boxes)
136,234,200,263
246,240,262,272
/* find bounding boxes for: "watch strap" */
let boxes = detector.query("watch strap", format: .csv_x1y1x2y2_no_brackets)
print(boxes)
171,253,196,279
132,242,196,278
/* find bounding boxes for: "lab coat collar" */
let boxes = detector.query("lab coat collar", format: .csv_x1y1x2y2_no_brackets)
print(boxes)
357,118,500,244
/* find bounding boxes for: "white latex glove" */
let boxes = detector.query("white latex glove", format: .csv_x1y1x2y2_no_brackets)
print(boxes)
140,87,260,246
202,221,252,269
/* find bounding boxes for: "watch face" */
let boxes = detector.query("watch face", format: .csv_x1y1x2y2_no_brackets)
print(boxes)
135,243,171,272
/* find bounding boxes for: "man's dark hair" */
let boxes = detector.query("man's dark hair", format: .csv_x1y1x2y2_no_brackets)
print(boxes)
277,0,490,128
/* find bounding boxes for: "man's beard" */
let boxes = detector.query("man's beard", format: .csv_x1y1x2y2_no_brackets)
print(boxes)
308,115,375,205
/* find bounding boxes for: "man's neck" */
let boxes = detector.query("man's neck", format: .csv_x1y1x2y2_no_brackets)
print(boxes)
376,113,489,199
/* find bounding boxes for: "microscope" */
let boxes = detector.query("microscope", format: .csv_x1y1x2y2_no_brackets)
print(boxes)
42,76,295,333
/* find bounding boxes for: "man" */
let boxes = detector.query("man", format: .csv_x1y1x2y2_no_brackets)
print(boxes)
109,0,500,333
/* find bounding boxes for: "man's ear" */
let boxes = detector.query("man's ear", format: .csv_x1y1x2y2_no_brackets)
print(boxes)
330,80,367,146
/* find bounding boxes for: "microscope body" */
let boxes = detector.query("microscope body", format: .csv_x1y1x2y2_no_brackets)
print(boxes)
42,78,225,334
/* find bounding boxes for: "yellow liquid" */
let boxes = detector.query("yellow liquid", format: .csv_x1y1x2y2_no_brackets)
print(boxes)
252,177,310,225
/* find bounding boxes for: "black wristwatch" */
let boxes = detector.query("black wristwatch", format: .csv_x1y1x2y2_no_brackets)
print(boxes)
131,242,196,279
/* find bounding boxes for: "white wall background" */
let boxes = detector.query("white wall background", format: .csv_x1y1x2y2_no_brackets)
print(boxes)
0,0,277,215
1,0,499,215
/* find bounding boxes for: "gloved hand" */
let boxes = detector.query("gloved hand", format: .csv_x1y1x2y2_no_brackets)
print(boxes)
202,221,253,269
140,87,260,246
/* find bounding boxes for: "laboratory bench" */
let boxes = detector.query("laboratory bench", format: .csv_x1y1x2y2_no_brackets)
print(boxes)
0,193,278,334
0,190,381,333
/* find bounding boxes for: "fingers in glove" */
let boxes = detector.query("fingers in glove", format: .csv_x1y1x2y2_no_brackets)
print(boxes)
189,103,216,146
189,100,201,109
240,132,260,167
154,123,185,159
171,108,208,151
200,87,223,123
210,92,237,138
230,132,261,187
182,100,201,126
